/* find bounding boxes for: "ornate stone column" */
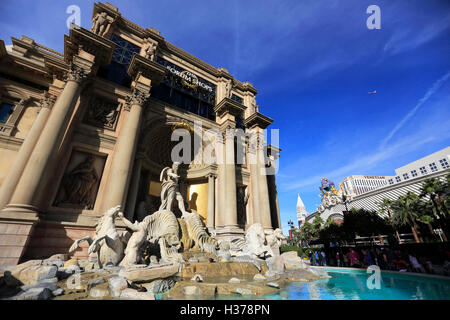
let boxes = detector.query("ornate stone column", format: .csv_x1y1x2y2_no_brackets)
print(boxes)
215,135,226,228
101,54,165,212
223,129,238,229
206,173,216,231
0,94,55,209
213,97,246,238
3,63,90,213
124,153,144,220
248,133,260,225
267,145,282,229
244,112,274,231
101,87,149,211
256,131,272,230
0,26,115,266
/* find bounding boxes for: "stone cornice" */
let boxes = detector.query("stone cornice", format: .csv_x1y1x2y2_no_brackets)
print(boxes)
2,45,54,80
214,97,247,118
186,165,218,180
244,112,273,129
127,53,166,85
92,2,121,20
64,25,115,67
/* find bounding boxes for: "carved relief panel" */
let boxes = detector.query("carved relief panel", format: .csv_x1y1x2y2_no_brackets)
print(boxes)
53,150,106,210
83,95,121,130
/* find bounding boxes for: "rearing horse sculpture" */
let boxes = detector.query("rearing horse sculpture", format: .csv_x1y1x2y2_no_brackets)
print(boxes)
68,205,127,268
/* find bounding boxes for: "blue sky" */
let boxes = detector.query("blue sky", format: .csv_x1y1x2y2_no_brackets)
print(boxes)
1,0,449,233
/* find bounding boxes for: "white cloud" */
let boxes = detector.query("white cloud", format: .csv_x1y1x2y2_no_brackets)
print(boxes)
279,111,450,192
380,71,450,148
383,14,450,56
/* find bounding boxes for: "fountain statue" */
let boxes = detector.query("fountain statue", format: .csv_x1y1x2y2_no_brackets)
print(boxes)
69,205,127,268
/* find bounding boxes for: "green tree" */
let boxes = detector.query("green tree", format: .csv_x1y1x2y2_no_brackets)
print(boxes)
378,198,401,243
420,178,448,241
391,192,423,243
299,221,315,246
312,216,324,236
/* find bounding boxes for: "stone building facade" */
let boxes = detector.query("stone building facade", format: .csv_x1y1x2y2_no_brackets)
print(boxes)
0,2,281,267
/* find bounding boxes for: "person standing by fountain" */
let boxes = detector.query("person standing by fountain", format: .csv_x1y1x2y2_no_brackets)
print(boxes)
321,251,327,266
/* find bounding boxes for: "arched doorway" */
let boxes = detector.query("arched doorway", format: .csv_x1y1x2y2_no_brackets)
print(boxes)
127,117,213,225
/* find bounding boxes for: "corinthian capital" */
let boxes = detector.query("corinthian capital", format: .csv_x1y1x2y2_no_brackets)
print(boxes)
124,88,150,111
40,92,57,110
65,64,87,83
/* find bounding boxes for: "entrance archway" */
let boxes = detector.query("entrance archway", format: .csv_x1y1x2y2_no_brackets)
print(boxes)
127,117,211,223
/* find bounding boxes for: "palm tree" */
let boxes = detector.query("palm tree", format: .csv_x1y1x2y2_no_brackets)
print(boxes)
378,198,401,243
420,178,448,240
312,216,323,236
391,192,423,243
418,215,438,241
300,221,315,246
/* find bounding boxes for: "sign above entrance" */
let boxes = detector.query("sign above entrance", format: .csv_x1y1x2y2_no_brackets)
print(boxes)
156,57,216,105
165,68,213,93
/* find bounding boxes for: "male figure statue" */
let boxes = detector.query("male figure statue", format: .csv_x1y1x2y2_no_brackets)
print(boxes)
159,162,186,213
225,79,232,98
91,12,110,37
141,39,157,61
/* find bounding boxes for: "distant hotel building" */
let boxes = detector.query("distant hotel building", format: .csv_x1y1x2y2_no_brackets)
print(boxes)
341,175,392,197
388,146,450,185
296,194,308,228
308,146,450,224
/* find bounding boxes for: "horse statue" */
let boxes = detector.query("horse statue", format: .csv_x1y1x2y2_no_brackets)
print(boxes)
68,205,128,268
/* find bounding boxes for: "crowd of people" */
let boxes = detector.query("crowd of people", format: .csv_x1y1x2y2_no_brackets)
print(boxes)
308,247,450,275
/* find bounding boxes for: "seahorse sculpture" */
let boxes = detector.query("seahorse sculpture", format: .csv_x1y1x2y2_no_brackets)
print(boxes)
266,228,287,247
229,223,274,260
120,210,184,265
145,210,184,264
181,209,219,256
68,205,127,268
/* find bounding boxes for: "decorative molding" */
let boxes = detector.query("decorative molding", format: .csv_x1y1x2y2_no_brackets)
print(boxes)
244,112,274,130
64,25,115,67
40,92,57,110
127,53,166,85
0,97,29,137
83,94,120,130
73,127,117,150
64,63,87,83
125,87,150,109
214,97,247,118
0,134,23,151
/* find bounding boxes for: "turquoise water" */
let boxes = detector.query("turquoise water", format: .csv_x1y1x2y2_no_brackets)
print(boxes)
158,269,450,300
264,269,450,300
